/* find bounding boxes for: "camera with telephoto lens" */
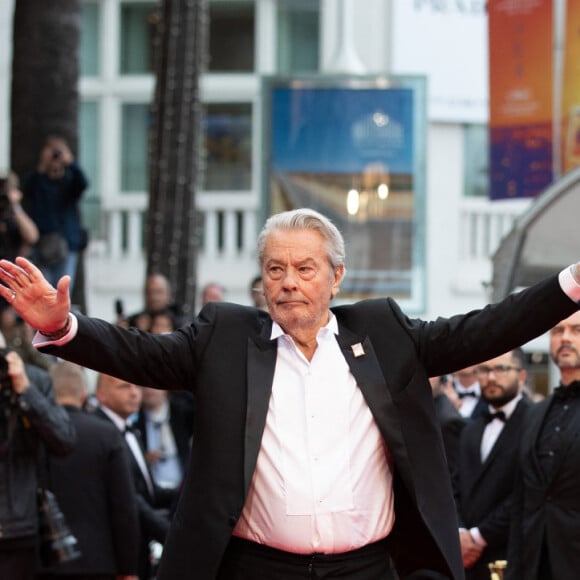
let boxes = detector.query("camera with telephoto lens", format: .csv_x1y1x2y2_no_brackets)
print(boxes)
38,488,82,566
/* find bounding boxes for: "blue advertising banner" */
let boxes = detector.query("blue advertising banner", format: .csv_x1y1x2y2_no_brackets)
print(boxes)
264,77,426,307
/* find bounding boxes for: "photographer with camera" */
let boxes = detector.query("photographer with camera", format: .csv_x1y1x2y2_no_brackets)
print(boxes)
23,136,88,292
0,331,76,580
0,172,39,263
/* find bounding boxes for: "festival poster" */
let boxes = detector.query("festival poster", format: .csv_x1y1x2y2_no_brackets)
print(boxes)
265,77,425,306
561,0,580,174
489,0,553,199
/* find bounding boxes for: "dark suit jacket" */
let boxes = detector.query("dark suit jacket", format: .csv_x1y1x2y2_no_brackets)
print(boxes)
506,395,580,580
40,406,139,576
454,397,532,580
468,397,488,421
93,406,174,579
433,394,466,478
42,273,578,580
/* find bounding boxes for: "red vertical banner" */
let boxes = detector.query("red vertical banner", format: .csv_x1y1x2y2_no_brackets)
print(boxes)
561,0,580,174
489,0,553,200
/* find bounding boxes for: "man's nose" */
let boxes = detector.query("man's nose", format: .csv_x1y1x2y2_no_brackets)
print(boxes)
281,269,298,288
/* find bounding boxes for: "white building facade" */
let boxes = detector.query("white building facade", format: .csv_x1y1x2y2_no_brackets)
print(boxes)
1,1,540,344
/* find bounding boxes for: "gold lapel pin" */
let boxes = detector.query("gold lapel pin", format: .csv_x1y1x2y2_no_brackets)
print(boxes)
351,343,365,358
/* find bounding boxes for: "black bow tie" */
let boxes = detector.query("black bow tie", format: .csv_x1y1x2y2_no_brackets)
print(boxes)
553,381,580,401
458,390,477,399
484,410,506,424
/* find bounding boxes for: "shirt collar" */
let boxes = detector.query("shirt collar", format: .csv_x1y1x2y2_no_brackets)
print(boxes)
270,311,338,341
99,404,129,432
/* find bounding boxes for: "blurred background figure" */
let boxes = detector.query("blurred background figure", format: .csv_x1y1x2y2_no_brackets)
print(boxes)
37,361,139,580
0,332,75,580
124,273,182,331
0,171,39,262
23,135,88,292
507,310,580,580
453,349,530,580
429,375,466,478
0,302,53,371
94,373,175,580
249,274,267,310
135,387,193,493
148,311,179,335
200,282,225,307
453,366,487,420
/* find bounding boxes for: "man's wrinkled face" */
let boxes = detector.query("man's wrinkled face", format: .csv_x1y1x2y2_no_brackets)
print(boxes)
262,228,343,337
550,310,580,370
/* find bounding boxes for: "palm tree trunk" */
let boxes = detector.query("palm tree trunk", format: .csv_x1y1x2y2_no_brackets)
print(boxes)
146,0,208,318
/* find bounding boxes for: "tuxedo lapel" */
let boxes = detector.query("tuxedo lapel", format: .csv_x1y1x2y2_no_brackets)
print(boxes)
335,327,408,464
244,329,277,495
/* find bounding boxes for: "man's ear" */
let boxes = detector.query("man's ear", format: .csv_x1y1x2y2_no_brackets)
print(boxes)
331,265,345,297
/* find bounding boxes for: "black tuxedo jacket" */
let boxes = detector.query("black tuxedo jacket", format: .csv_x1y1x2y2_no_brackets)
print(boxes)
93,407,174,579
506,395,580,579
40,406,139,576
433,394,466,478
454,397,532,580
43,273,578,580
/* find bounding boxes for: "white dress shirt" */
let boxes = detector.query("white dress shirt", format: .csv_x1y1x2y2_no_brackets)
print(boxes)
480,394,522,463
232,315,394,554
455,381,481,418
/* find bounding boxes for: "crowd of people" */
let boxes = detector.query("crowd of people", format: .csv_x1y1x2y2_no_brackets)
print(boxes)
0,206,578,580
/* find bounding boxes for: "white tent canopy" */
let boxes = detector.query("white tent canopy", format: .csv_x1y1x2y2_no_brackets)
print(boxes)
491,166,580,302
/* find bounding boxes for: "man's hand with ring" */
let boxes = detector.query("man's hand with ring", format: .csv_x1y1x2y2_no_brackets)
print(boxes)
0,257,71,334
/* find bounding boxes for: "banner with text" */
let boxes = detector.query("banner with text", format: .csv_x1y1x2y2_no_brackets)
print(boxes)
489,0,553,200
561,0,580,174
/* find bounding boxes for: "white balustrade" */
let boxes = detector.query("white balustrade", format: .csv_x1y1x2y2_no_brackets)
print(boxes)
458,197,531,261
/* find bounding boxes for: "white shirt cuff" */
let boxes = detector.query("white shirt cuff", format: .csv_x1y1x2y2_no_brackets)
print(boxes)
559,265,580,303
469,527,487,547
33,313,79,348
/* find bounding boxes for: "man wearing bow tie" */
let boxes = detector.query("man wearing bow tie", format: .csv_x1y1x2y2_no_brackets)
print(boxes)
453,348,531,579
1,208,580,580
507,310,580,580
94,373,175,580
453,366,487,421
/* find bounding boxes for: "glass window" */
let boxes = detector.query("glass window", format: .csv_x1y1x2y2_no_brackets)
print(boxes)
208,1,254,72
80,1,100,76
121,103,150,191
202,103,252,191
464,124,489,197
277,0,319,73
120,1,157,74
79,101,101,233
266,80,426,309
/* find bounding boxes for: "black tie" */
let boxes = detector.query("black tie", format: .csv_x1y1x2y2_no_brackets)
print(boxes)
484,410,506,424
458,390,477,399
